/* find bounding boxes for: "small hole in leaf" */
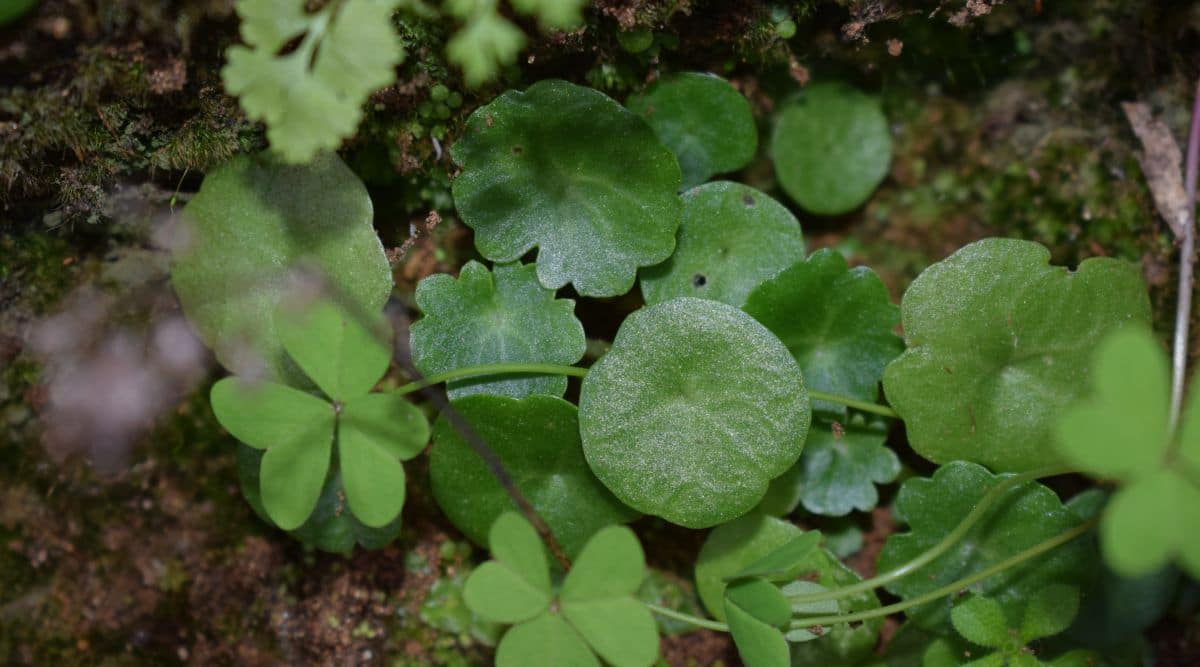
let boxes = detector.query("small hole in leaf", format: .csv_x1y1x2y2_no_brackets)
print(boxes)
743,194,754,207
512,145,524,155
692,274,707,287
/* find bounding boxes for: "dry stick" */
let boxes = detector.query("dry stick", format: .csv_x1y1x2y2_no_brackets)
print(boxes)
383,301,573,571
1170,77,1200,435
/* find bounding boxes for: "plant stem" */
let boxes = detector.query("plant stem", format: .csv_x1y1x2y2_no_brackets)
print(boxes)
787,518,1097,630
643,603,730,632
785,464,1069,605
394,362,589,396
1169,77,1200,435
807,390,899,418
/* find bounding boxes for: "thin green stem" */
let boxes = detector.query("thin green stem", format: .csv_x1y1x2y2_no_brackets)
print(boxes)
644,603,729,632
394,362,589,396
807,390,899,418
787,518,1097,629
786,464,1071,605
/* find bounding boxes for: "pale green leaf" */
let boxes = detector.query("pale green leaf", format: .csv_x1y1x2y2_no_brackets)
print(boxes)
463,561,551,624
639,182,804,307
447,10,525,88
430,395,637,558
451,80,681,297
950,595,1009,649
337,394,425,527
340,391,430,461
490,512,552,596
259,416,335,530
211,378,332,450
1100,470,1200,579
495,612,598,667
579,298,810,528
561,525,646,602
733,532,822,581
883,238,1151,472
771,82,892,215
411,262,586,399
561,598,659,667
172,153,391,383
277,298,392,402
510,0,585,30
726,578,790,627
1019,584,1079,643
724,592,790,667
628,73,758,188
780,581,837,643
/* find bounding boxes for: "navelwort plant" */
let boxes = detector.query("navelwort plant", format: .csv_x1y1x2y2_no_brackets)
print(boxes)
171,72,1199,666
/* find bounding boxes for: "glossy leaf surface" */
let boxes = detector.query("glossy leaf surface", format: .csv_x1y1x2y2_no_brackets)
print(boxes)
744,249,901,415
451,80,682,297
579,298,810,528
639,182,804,308
627,73,757,188
410,261,586,399
771,83,892,215
883,238,1151,472
173,153,391,382
431,395,637,558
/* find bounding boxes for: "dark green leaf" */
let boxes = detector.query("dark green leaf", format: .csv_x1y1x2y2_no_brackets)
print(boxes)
743,248,901,415
410,261,586,399
877,462,1095,631
430,395,638,558
793,418,899,517
579,298,810,528
172,153,391,382
628,73,757,188
883,238,1151,472
639,182,804,308
450,80,682,297
771,83,891,215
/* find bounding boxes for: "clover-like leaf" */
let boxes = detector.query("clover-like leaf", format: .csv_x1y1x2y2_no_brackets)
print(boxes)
338,393,429,527
765,418,900,517
1053,327,1169,479
1020,585,1079,643
877,462,1095,631
1101,470,1200,578
237,444,403,552
222,0,403,163
883,238,1151,472
411,262,586,399
579,298,810,528
744,248,902,415
771,82,892,215
465,512,553,624
639,182,804,307
695,513,882,664
733,532,822,581
950,595,1009,649
173,153,391,383
430,395,638,558
495,612,597,667
259,416,335,530
450,80,682,297
277,297,392,402
725,579,791,667
627,73,758,188
560,526,658,667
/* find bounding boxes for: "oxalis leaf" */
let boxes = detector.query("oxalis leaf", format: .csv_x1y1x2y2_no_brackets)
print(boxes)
450,80,682,297
627,72,758,188
639,182,805,308
1054,327,1200,579
430,394,638,559
172,153,391,383
579,298,810,528
213,299,427,536
222,0,403,163
724,578,791,667
883,238,1151,472
762,417,900,517
694,513,882,664
876,461,1095,632
464,513,659,667
744,248,902,416
771,82,892,215
410,261,586,399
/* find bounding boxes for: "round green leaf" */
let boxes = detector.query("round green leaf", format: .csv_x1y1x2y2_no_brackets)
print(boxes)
765,418,899,517
260,416,335,530
411,262,586,399
639,182,804,307
337,394,425,528
950,595,1009,649
770,83,892,215
495,612,598,667
172,153,392,381
1101,470,1200,580
488,511,553,598
877,461,1096,631
237,444,403,552
277,298,392,402
450,80,682,297
579,298,811,528
627,72,757,188
464,562,552,625
883,238,1151,472
210,378,334,450
743,248,902,415
562,597,659,667
561,525,646,602
431,395,638,558
340,391,431,461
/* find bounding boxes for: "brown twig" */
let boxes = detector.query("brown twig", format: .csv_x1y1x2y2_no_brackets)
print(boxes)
1169,78,1200,434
